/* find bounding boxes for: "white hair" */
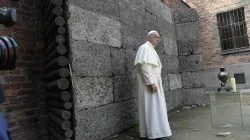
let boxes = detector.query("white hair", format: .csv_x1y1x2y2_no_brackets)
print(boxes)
147,30,158,36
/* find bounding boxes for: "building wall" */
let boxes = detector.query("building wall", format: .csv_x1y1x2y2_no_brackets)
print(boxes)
0,0,46,140
174,9,207,105
162,0,190,10
184,0,250,91
186,0,250,68
66,0,184,139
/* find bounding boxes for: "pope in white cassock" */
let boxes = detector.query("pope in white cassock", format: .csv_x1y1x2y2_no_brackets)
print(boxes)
134,31,172,140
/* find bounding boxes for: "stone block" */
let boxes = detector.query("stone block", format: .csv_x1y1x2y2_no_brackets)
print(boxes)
119,0,145,27
172,89,183,108
121,23,147,50
168,74,182,90
181,71,205,88
158,18,175,39
68,5,122,48
145,0,163,16
163,36,178,56
164,89,183,111
113,76,137,102
146,0,173,23
182,88,208,105
174,9,198,24
165,90,174,111
69,40,112,76
179,55,202,72
176,22,199,41
125,49,137,78
162,74,170,92
162,5,173,23
177,39,201,56
74,100,138,140
70,40,112,77
145,11,158,31
129,0,146,9
73,77,113,109
162,55,179,74
111,48,125,76
155,38,165,55
69,0,120,19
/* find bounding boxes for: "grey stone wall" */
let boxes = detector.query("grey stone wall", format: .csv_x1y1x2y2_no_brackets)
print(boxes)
174,9,208,105
66,0,187,139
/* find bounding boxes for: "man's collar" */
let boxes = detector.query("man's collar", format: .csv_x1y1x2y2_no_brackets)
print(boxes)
146,41,155,48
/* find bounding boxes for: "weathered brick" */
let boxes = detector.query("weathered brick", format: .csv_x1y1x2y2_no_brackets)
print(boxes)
2,97,10,105
17,89,33,95
9,69,21,75
15,111,25,119
10,97,22,104
22,95,34,103
4,113,11,121
24,0,34,6
18,116,38,126
186,0,250,67
2,84,9,89
5,90,18,97
4,76,26,83
0,0,9,4
0,30,13,37
10,1,20,8
8,121,17,128
0,1,44,139
6,104,26,112
10,135,17,140
22,82,34,88
10,127,21,135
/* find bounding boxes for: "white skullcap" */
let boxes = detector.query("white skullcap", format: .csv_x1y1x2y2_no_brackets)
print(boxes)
147,30,158,36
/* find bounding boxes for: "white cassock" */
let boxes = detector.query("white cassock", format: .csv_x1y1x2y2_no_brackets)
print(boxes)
134,41,172,139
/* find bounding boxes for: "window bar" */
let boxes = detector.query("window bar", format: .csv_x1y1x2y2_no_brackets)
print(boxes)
223,13,228,50
230,11,237,49
239,9,243,37
241,8,248,47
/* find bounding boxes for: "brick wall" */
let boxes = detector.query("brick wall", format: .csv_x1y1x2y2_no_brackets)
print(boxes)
162,0,190,10
186,0,250,68
0,0,46,140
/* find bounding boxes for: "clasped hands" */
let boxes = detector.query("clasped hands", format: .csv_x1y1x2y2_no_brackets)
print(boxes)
149,84,157,93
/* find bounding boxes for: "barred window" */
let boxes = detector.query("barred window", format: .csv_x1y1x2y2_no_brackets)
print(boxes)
217,8,249,50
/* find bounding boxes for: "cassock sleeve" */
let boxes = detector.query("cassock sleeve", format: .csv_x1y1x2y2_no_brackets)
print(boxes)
141,63,155,85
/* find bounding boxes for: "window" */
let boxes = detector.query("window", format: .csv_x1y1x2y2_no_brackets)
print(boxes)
217,8,249,51
234,73,246,84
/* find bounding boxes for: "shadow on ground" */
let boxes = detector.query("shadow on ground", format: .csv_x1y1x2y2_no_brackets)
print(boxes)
106,105,250,140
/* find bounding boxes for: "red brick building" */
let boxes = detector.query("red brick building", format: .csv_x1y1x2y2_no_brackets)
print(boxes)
184,0,250,90
0,0,46,139
184,0,250,68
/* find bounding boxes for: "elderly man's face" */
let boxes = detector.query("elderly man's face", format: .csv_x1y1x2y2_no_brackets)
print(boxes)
149,32,160,47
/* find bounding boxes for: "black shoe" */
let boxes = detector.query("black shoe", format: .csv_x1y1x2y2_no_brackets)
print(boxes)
155,138,171,140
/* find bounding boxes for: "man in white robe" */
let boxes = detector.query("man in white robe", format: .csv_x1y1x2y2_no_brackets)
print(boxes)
134,31,172,140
